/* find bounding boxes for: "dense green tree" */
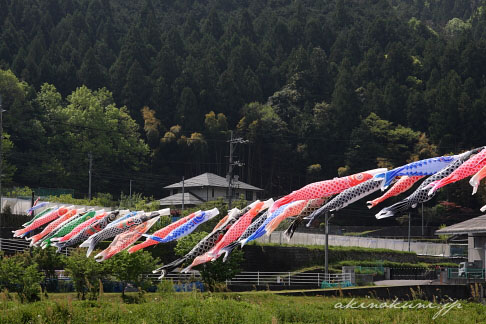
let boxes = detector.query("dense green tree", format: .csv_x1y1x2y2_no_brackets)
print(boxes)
64,249,109,300
1,0,486,218
176,87,199,131
203,9,224,40
330,59,361,139
122,59,151,115
346,112,423,171
105,250,159,296
39,83,149,190
174,231,244,290
0,252,44,303
78,48,107,91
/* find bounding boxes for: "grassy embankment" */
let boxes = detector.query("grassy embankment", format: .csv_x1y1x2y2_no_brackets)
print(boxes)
1,291,484,324
250,242,457,274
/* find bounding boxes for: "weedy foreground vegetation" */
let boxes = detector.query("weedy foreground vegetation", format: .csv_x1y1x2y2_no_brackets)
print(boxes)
0,291,485,324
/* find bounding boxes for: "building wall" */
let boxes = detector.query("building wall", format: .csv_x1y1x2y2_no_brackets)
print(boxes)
468,234,486,265
171,187,257,202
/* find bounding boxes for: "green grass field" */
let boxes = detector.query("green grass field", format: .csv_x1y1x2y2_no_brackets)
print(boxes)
1,291,485,324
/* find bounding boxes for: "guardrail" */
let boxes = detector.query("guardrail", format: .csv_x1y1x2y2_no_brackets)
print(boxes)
389,267,437,280
448,268,485,279
225,271,351,286
144,272,202,282
146,271,352,288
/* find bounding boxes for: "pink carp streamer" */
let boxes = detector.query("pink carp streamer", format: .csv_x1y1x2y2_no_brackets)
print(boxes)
269,168,387,214
27,208,79,246
181,201,271,271
13,206,69,238
470,165,486,195
428,148,486,196
95,217,160,262
265,200,309,235
367,176,424,209
207,199,272,260
128,210,200,253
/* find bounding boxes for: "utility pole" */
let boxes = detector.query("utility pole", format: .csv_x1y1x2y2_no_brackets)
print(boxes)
325,212,334,279
182,176,185,212
228,131,234,209
129,180,133,198
129,179,133,208
408,212,411,252
226,131,248,209
421,203,424,237
88,152,92,201
0,94,3,237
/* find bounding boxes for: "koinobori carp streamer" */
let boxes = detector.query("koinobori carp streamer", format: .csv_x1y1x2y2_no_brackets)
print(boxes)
80,209,170,256
94,216,161,262
54,210,125,252
375,149,478,219
367,176,424,209
142,208,219,244
427,147,486,196
374,155,458,189
128,210,201,253
305,178,385,227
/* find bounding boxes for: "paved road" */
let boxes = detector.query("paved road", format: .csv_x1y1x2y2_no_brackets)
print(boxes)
374,279,437,286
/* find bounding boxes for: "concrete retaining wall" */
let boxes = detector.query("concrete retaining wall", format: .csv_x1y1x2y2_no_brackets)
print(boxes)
277,284,478,301
257,232,451,256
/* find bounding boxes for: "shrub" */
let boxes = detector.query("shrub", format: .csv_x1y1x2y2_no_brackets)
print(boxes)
104,250,159,297
63,249,110,300
47,193,118,207
0,252,44,303
118,192,160,211
175,232,244,291
157,279,175,295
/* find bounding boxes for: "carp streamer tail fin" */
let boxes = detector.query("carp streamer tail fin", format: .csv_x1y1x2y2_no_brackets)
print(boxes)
375,199,411,219
284,217,302,240
94,250,109,262
221,242,239,263
382,170,400,190
53,241,67,253
154,257,187,278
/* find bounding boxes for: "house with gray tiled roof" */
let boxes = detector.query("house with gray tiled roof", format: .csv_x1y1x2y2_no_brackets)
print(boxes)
159,172,263,207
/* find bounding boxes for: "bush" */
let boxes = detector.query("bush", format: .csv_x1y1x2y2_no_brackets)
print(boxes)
4,186,33,198
0,252,44,303
104,250,159,296
118,192,160,211
63,249,110,300
31,247,65,280
175,232,244,291
47,193,118,207
157,280,175,295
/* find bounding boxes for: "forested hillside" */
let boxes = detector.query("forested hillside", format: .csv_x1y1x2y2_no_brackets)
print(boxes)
1,0,486,224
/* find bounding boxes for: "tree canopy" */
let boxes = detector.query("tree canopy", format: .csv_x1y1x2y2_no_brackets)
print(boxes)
1,0,486,225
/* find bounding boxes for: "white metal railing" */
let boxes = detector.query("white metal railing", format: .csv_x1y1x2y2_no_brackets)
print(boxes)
0,238,71,255
145,272,202,282
145,271,351,287
225,271,351,286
